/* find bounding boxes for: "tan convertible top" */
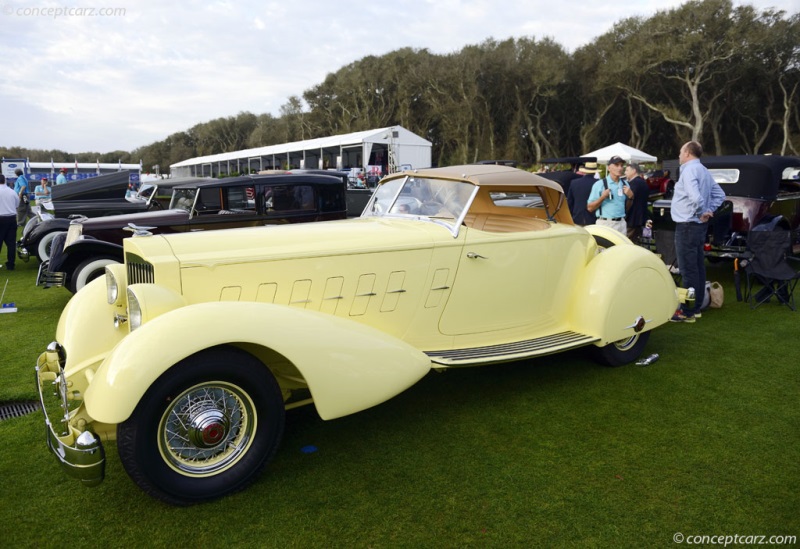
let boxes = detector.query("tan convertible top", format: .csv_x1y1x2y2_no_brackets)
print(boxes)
384,164,565,194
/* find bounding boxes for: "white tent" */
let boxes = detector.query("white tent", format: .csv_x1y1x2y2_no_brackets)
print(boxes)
169,126,432,178
584,142,657,164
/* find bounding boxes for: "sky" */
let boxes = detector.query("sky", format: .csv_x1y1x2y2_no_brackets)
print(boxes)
1,0,796,155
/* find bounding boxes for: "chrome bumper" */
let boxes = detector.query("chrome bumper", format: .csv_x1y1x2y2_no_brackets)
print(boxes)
36,261,66,288
35,342,105,487
16,241,30,262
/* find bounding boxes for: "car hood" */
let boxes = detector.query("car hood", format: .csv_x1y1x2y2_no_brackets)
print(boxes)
51,171,131,201
129,217,448,266
81,209,190,232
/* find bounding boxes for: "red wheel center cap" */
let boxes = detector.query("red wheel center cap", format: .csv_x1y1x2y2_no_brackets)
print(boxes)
202,423,225,445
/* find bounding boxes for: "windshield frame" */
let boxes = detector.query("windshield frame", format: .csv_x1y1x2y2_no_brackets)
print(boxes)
169,188,199,213
362,175,479,237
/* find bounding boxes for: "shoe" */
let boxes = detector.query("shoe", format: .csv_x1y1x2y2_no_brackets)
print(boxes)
694,312,702,319
670,310,695,323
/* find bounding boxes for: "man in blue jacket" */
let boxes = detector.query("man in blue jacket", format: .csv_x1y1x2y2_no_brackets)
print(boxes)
13,169,32,227
670,141,725,323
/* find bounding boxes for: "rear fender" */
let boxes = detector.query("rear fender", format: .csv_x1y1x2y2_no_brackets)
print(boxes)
585,224,632,248
84,301,431,424
569,242,678,344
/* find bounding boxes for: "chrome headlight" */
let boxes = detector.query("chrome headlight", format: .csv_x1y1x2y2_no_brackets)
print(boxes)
127,288,142,331
105,263,127,306
106,267,119,304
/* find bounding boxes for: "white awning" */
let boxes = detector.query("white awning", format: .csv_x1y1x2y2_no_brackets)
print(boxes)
584,142,658,164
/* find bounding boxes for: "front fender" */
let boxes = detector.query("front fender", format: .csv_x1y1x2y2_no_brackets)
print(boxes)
26,218,70,246
569,243,678,344
84,302,432,424
59,240,123,273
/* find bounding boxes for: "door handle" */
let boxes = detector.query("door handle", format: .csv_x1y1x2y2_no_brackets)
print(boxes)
466,252,488,259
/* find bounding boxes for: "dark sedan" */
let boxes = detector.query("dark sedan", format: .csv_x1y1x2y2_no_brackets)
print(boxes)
41,173,347,292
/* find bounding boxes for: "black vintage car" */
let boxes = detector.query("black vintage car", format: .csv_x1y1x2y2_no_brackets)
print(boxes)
538,156,597,196
45,172,186,217
649,155,800,259
41,173,347,293
262,168,375,217
283,168,371,217
17,175,202,262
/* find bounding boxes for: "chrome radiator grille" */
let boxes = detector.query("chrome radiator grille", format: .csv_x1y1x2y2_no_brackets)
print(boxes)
126,253,154,284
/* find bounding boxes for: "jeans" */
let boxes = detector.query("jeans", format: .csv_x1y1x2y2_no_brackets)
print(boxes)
675,222,707,315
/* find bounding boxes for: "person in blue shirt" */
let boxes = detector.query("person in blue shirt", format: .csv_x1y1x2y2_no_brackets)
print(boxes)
34,177,51,205
669,141,726,323
586,155,633,234
56,167,68,185
13,169,32,227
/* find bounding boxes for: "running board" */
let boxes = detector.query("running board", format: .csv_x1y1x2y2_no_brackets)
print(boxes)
425,331,600,366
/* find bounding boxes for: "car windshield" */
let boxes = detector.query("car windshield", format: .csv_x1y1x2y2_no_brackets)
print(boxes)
137,184,155,199
364,176,475,223
170,188,197,211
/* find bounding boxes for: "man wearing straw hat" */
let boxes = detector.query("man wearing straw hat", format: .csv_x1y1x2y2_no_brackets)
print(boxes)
567,161,599,226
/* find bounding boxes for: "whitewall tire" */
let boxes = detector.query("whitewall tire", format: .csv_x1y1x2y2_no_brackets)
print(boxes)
69,257,119,293
37,230,65,261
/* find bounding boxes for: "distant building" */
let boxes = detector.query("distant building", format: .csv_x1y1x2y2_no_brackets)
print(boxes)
1,158,141,186
169,126,432,178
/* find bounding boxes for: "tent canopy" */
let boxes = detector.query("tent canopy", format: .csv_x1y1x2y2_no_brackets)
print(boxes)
584,142,657,164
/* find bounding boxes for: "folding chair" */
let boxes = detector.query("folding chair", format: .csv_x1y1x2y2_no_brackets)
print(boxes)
653,230,681,284
742,230,800,311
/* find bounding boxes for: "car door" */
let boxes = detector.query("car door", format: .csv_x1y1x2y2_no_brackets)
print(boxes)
438,227,554,336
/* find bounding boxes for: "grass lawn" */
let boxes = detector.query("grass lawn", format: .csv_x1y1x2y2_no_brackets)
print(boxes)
1,248,798,547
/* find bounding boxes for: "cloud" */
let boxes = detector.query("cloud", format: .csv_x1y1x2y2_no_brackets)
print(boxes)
0,0,794,153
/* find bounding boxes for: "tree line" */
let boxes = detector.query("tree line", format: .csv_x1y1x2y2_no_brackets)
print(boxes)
2,0,798,171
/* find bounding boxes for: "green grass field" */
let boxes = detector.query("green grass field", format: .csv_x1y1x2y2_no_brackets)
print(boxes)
1,250,798,548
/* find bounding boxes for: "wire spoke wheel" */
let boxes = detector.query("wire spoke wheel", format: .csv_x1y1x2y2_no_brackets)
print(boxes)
159,382,256,476
118,347,285,505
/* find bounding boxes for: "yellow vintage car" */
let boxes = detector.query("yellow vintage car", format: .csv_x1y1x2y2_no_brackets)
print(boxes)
36,164,678,505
